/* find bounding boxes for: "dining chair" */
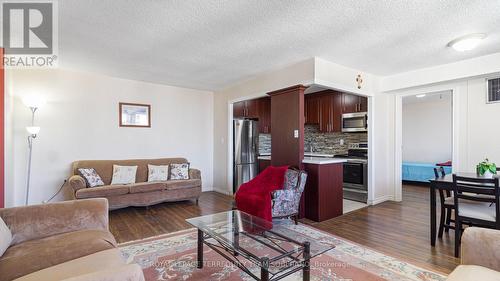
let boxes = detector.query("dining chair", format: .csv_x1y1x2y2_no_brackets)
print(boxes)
434,167,455,238
452,174,500,257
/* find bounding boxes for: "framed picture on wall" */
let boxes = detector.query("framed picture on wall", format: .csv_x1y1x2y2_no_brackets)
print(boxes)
119,103,151,128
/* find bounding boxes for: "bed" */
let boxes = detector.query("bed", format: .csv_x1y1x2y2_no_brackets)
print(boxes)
402,162,452,183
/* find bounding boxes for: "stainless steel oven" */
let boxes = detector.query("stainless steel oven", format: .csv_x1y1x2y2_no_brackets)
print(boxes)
335,143,368,203
344,161,367,187
342,112,368,132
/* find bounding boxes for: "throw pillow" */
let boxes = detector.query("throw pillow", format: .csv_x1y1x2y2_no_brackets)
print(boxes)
0,216,12,257
170,163,189,180
78,168,105,188
148,164,169,182
111,165,138,185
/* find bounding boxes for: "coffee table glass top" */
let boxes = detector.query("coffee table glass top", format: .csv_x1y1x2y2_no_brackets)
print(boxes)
186,210,334,274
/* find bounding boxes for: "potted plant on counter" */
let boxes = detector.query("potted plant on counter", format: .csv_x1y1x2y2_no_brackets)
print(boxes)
477,158,497,178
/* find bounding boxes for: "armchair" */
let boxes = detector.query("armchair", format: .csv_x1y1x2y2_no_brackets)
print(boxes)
271,169,308,224
0,199,144,281
447,227,500,281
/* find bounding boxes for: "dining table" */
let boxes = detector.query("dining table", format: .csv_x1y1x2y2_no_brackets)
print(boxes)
429,172,499,246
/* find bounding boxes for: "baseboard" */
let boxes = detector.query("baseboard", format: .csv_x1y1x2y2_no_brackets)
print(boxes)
368,195,394,205
212,187,232,196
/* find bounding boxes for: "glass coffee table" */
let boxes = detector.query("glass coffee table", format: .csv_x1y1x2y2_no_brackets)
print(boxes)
186,210,334,281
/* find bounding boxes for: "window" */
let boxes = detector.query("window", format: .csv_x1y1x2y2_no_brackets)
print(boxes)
487,78,500,103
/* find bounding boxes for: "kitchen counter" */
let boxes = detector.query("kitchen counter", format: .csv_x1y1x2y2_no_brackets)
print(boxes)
304,152,335,158
302,157,347,165
258,156,271,160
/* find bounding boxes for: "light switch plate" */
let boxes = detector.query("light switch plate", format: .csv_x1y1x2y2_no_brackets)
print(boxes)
294,130,299,138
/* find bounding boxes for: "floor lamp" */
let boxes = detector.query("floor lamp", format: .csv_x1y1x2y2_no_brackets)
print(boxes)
23,97,44,205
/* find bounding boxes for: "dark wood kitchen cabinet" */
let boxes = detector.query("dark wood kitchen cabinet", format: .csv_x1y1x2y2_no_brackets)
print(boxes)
342,93,367,113
233,97,271,134
319,94,334,132
257,97,271,134
233,99,259,118
304,95,320,124
304,162,344,221
318,92,342,133
233,101,246,118
258,159,271,173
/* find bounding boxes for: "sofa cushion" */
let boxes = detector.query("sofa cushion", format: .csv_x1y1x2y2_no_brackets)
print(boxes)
447,265,500,281
75,185,130,199
111,165,138,185
14,248,125,281
129,182,166,194
170,163,190,180
165,179,201,190
0,229,116,281
148,164,169,182
0,216,12,257
77,168,105,188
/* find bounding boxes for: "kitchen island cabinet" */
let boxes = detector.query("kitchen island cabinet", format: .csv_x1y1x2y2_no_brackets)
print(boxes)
303,159,345,222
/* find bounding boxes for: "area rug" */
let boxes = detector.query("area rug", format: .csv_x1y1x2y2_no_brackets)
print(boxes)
119,223,447,281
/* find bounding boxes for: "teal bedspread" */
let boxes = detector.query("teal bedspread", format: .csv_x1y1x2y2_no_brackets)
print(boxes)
402,162,452,182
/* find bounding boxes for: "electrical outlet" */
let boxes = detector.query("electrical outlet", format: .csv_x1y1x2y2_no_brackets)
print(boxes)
293,130,299,138
340,139,345,145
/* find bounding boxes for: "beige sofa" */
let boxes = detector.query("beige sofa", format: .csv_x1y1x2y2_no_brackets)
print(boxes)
447,227,500,281
0,199,144,281
68,158,202,210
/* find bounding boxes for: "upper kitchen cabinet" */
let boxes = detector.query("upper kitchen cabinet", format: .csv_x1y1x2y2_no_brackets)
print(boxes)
304,95,320,124
233,97,271,134
233,99,259,118
233,101,246,118
305,90,342,133
319,93,342,133
342,93,367,113
257,97,271,134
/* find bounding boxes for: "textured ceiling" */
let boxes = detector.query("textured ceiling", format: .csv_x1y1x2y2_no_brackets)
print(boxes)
59,0,500,90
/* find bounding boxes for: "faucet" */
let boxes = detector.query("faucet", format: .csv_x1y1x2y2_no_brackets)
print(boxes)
309,144,314,154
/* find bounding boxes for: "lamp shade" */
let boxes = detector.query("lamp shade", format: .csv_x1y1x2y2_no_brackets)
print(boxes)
22,96,46,109
26,126,40,135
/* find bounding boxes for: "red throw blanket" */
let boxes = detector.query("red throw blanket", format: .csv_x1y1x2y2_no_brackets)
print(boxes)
235,165,289,222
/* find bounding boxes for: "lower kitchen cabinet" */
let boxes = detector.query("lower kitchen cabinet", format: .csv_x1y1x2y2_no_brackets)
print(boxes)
303,162,343,221
258,159,271,173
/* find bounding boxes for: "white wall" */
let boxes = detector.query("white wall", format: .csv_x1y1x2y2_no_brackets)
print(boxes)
6,68,214,207
402,94,452,163
466,77,500,167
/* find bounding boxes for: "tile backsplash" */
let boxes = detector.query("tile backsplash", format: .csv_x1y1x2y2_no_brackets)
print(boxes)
259,134,271,154
258,126,367,156
304,125,367,155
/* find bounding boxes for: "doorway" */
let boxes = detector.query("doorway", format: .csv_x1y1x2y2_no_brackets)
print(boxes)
396,90,455,200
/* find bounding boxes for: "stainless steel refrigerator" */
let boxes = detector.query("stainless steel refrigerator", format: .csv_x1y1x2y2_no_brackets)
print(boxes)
233,119,259,193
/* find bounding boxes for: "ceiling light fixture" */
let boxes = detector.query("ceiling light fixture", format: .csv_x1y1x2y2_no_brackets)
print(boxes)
447,33,486,52
416,94,426,98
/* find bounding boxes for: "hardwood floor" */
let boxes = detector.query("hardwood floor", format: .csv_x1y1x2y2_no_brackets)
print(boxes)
109,192,233,243
109,184,459,274
303,184,459,274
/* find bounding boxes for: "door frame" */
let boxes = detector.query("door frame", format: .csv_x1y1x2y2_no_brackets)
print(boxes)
393,86,460,201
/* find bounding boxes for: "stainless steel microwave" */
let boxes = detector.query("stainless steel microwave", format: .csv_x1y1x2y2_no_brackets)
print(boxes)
342,112,368,132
